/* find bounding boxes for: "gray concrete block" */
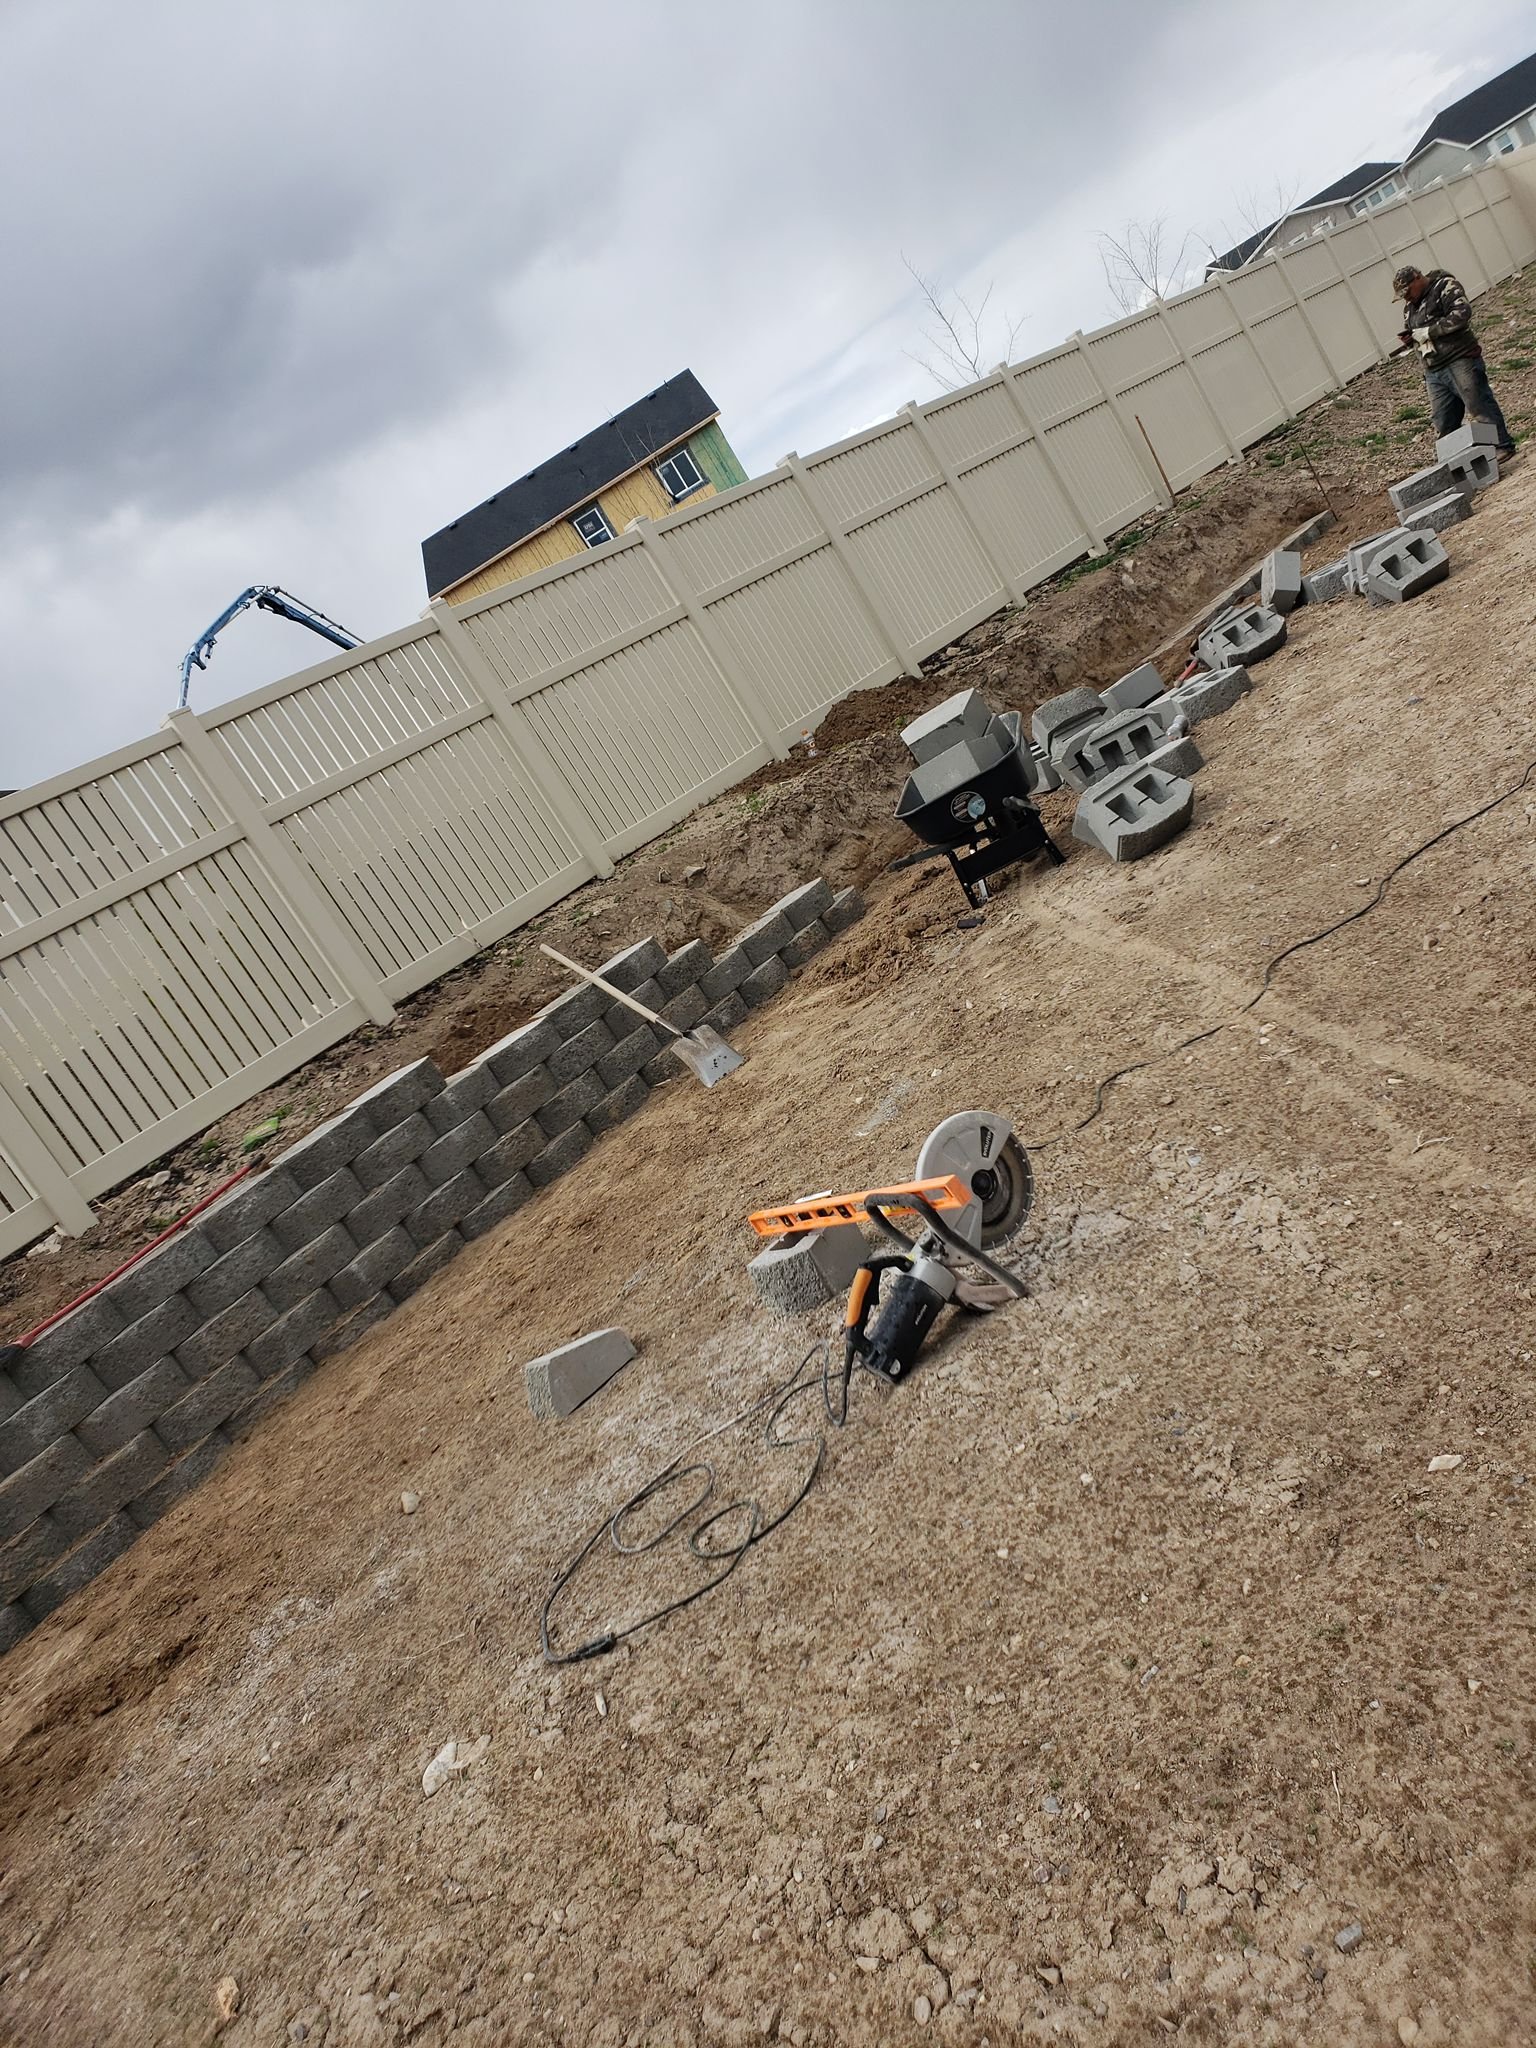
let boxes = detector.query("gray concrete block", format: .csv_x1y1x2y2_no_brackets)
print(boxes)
156,1356,261,1454
1071,762,1195,863
309,1295,394,1366
21,1514,136,1623
75,1357,191,1458
546,1018,617,1087
484,1065,556,1133
460,1172,535,1242
0,1601,32,1653
0,1516,71,1606
478,1017,562,1087
1443,445,1498,494
587,1074,650,1138
51,1430,169,1544
388,1231,463,1304
657,939,715,997
1100,662,1163,714
126,1433,231,1532
1435,420,1499,458
741,956,790,1008
351,1112,435,1192
595,938,668,992
422,1065,497,1134
782,919,830,969
1076,707,1172,789
1388,461,1456,520
185,1227,285,1320
475,1119,544,1189
0,1435,94,1545
349,1059,443,1126
749,1225,867,1316
597,1024,658,1090
1169,666,1252,725
1196,602,1286,669
270,1168,365,1252
404,1171,483,1246
346,1162,430,1244
418,1110,496,1188
526,1122,594,1188
538,982,610,1038
173,1288,276,1381
276,1103,379,1191
699,948,752,1004
705,990,750,1036
1364,530,1451,604
1142,733,1205,779
1,1365,109,1479
244,1288,339,1380
1346,529,1406,593
1300,557,1352,605
227,1359,316,1440
1404,489,1472,535
660,987,708,1035
56,1293,195,1398
262,1225,359,1314
13,1296,127,1399
823,887,866,935
330,1227,416,1312
640,1046,684,1087
195,1168,300,1260
736,908,793,966
1259,549,1302,615
774,879,834,932
901,689,990,763
1032,686,1105,756
1024,742,1062,794
102,1223,219,1317
535,1069,606,1139
525,1327,636,1420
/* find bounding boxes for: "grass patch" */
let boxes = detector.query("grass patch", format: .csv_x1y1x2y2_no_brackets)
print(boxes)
1500,356,1533,372
1394,404,1426,423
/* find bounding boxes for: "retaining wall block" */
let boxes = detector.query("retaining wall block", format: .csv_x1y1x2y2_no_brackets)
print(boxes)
1259,549,1303,615
351,1114,435,1193
418,1111,497,1188
0,1437,94,1545
474,1120,544,1190
525,1327,636,1420
484,1066,556,1133
597,1025,658,1091
1196,602,1286,669
12,1296,127,1401
587,1073,651,1139
75,1357,191,1459
1,1365,109,1479
1071,762,1195,864
1435,420,1499,459
155,1357,261,1454
403,1171,483,1247
262,1225,360,1314
1077,706,1173,789
50,1430,169,1545
460,1172,536,1242
22,1515,136,1624
104,1222,221,1316
535,1070,606,1139
782,918,830,968
185,1228,286,1321
244,1288,340,1380
741,956,791,1008
657,940,715,998
749,1224,868,1316
1388,461,1457,521
388,1232,464,1305
478,1018,562,1088
0,1517,70,1608
345,1163,431,1245
126,1433,232,1532
1100,662,1164,714
699,948,752,1005
1168,666,1253,725
526,1123,594,1187
1300,558,1352,605
595,939,668,992
1443,446,1498,494
538,983,609,1039
1347,528,1412,594
276,1101,381,1192
310,1296,394,1367
270,1168,366,1253
774,879,834,932
423,1066,498,1134
735,908,793,966
330,1227,417,1313
1143,733,1205,780
660,988,708,1035
1364,530,1451,605
1405,489,1472,535
547,1019,617,1088
172,1288,276,1381
349,1060,444,1127
1032,686,1105,756
823,887,866,935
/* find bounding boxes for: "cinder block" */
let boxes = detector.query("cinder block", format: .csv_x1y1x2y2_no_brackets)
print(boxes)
460,1172,535,1242
270,1168,365,1252
0,1436,93,1545
1300,557,1352,606
185,1228,285,1320
51,1430,169,1543
661,987,708,1035
194,1168,300,1260
1100,662,1163,714
1443,445,1498,494
597,1025,658,1090
478,1017,561,1087
782,918,830,969
351,1113,435,1192
546,1019,617,1087
735,908,793,966
1142,733,1205,779
330,1227,416,1312
1346,529,1406,593
699,948,752,1004
595,939,667,992
1388,462,1456,521
1259,549,1302,615
1404,489,1472,535
13,1296,127,1399
75,1357,190,1458
173,1288,275,1381
262,1225,359,1314
657,939,716,997
388,1231,463,1304
2,1366,110,1478
21,1515,136,1623
774,879,834,932
705,991,750,1036
126,1433,231,1531
349,1060,443,1126
244,1288,339,1380
101,1224,219,1318
309,1295,393,1366
422,1066,497,1134
1196,602,1286,669
345,1162,430,1243
538,982,609,1038
475,1119,544,1189
484,1065,557,1133
404,1171,483,1246
1168,666,1252,725
525,1327,636,1419
587,1074,650,1138
749,1225,867,1316
418,1110,496,1188
1032,686,1104,756
276,1103,379,1191
1071,762,1195,863
1074,707,1172,790
155,1356,261,1454
535,1069,606,1139
741,956,790,1008
823,887,866,935
526,1122,594,1188
1364,530,1451,605
1435,420,1499,459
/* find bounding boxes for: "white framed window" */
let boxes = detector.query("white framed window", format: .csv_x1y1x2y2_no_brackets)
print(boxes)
572,504,615,548
1490,126,1521,155
654,447,706,502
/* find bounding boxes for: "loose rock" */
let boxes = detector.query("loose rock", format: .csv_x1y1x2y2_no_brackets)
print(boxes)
1335,1923,1364,1954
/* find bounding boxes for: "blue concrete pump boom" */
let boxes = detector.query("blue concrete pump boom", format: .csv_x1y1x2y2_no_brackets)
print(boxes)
177,586,361,710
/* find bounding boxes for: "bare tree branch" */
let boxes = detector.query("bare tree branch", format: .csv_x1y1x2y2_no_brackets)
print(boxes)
903,255,1025,392
1208,176,1304,270
1095,216,1199,314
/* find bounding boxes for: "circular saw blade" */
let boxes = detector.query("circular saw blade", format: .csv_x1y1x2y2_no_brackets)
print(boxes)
914,1111,1034,1247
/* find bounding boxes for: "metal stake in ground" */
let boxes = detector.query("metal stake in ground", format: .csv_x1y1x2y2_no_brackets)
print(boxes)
539,943,744,1088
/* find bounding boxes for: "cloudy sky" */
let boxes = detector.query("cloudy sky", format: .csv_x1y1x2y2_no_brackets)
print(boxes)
3,0,1532,791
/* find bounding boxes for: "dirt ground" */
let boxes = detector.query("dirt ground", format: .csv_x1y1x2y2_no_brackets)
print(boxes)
3,380,1536,2042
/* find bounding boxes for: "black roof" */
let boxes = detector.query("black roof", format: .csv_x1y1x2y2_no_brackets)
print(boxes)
1409,51,1536,156
1205,161,1401,274
422,370,719,595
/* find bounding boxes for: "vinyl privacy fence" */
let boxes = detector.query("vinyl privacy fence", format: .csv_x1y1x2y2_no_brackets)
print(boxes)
3,159,1534,1256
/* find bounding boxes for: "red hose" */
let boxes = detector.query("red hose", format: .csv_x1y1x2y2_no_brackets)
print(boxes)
13,1165,254,1348
1174,658,1200,684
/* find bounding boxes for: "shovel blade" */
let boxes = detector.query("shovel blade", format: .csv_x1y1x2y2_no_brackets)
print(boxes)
670,1025,745,1087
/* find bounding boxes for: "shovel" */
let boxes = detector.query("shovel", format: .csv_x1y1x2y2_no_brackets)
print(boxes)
539,943,745,1088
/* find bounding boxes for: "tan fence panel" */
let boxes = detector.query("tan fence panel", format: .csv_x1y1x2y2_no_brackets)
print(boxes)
658,474,825,595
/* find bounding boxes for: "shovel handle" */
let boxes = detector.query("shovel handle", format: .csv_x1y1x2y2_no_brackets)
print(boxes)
538,943,676,1036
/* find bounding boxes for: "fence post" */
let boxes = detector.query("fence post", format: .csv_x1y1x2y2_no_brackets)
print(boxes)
780,454,924,678
1152,302,1243,461
165,708,397,1026
1271,253,1348,391
1071,332,1174,508
992,366,1109,554
631,521,789,758
1470,167,1520,279
1213,274,1295,422
899,402,1024,604
1320,230,1388,362
0,1076,98,1237
428,605,616,880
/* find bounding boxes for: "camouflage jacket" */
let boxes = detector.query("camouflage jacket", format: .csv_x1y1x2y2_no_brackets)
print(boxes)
1401,270,1479,369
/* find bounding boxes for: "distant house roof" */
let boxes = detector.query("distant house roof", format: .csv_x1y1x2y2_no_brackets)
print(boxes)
422,370,719,596
1407,51,1536,157
1205,161,1401,274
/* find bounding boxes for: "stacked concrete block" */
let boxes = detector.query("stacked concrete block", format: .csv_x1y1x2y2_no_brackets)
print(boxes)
1073,706,1172,790
1195,603,1286,670
1435,420,1499,460
1259,549,1303,616
1404,490,1472,536
1363,530,1450,605
1301,558,1352,606
1168,666,1253,725
1346,529,1410,595
1100,662,1164,714
1442,445,1498,495
1071,762,1195,863
1388,461,1458,522
1031,687,1105,767
524,1327,636,1420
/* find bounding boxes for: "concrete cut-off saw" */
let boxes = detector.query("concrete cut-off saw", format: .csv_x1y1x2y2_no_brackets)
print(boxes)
748,1109,1032,1382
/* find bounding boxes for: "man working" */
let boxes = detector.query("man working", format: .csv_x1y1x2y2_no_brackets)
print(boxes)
1394,264,1516,461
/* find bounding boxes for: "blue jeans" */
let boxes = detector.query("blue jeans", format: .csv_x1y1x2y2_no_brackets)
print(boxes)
1425,354,1514,449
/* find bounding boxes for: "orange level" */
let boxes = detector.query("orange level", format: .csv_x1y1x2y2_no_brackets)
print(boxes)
748,1174,973,1240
